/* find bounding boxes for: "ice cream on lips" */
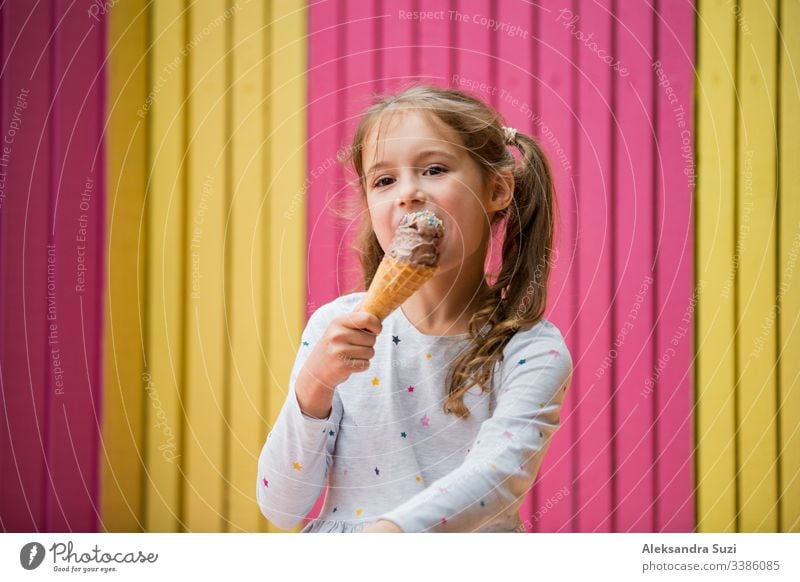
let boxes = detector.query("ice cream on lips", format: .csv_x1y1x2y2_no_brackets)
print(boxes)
387,210,445,267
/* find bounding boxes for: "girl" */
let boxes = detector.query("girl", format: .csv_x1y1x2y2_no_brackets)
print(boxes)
257,84,573,533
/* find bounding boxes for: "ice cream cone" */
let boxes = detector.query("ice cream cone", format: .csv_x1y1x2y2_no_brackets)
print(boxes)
357,209,445,321
359,255,440,321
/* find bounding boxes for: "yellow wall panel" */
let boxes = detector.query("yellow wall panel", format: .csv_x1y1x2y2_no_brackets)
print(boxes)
736,0,778,532
696,0,797,532
183,0,231,532
695,0,738,532
265,0,308,533
102,0,149,532
227,0,268,533
104,0,309,533
144,0,188,533
778,0,800,533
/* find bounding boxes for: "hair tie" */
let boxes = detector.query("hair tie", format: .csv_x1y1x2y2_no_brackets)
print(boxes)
502,126,518,145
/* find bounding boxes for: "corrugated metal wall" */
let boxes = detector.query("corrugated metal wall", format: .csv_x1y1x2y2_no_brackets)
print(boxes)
0,0,105,532
1,0,797,534
695,0,799,532
305,0,696,532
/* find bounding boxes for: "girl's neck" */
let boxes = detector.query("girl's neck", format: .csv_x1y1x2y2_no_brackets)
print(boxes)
400,244,489,336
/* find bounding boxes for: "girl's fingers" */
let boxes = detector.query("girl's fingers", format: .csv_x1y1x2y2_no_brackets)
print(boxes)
341,311,382,335
343,345,375,361
341,357,370,370
339,328,379,348
333,346,374,370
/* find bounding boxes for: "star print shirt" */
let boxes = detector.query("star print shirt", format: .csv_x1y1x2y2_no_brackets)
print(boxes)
256,291,573,533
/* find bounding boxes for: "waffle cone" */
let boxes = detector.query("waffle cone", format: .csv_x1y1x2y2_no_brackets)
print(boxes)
359,256,439,321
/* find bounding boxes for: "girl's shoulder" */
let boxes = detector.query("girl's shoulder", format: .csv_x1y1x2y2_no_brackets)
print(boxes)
493,318,574,400
502,318,573,370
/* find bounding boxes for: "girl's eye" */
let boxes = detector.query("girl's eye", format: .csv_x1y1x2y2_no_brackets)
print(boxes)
371,166,447,189
424,165,447,176
373,176,394,189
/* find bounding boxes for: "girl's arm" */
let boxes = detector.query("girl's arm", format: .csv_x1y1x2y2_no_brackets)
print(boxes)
374,329,574,533
256,305,344,531
361,519,404,533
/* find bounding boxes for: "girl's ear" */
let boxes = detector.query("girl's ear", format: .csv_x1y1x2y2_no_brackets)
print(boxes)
487,169,514,214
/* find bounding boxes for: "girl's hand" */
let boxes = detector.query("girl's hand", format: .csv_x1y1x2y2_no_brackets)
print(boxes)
298,309,382,393
360,519,404,533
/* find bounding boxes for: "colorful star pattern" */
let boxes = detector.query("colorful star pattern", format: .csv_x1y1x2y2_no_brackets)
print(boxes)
265,320,570,532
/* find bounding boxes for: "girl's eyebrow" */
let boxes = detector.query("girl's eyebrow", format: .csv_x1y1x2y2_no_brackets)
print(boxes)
366,149,456,175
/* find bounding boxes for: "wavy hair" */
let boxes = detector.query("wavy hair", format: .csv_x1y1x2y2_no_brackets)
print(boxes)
338,83,558,418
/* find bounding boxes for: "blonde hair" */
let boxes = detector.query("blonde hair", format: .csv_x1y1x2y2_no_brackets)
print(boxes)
338,83,558,418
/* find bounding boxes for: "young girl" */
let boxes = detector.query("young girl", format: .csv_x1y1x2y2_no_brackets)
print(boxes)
257,84,573,533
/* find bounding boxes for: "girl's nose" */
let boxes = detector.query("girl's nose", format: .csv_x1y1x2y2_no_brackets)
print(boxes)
398,184,426,207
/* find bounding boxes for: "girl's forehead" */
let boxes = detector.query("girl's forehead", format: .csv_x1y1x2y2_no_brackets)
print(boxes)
363,109,462,160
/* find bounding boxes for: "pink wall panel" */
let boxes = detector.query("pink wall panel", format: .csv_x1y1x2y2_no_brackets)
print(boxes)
306,0,343,524
572,0,615,532
0,0,53,532
653,0,695,532
0,0,105,532
532,0,576,533
612,0,658,532
48,0,105,533
307,0,343,315
418,0,453,84
340,1,381,293
305,0,695,532
379,0,416,95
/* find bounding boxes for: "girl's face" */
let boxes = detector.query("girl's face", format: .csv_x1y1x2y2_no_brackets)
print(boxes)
361,110,509,273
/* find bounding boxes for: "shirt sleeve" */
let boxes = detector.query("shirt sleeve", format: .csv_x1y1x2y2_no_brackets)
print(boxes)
375,328,574,533
256,303,344,530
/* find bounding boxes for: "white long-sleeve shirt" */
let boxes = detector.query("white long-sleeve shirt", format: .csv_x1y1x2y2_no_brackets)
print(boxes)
256,291,573,533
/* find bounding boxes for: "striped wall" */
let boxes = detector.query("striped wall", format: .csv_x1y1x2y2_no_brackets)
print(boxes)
102,0,307,533
696,0,800,532
0,0,797,534
0,0,105,532
305,0,697,532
